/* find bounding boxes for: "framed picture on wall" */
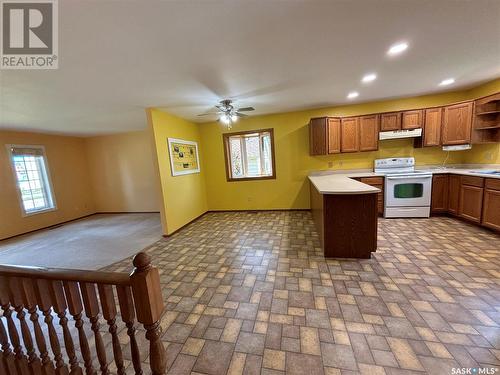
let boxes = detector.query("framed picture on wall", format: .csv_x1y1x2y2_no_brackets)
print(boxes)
167,138,201,176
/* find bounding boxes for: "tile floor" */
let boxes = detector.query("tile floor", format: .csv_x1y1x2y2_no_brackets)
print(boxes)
103,211,500,375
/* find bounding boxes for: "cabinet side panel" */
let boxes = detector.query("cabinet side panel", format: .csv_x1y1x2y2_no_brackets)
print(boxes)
310,181,324,248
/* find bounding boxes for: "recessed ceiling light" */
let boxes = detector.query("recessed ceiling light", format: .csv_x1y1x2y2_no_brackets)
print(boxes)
362,73,377,83
347,91,359,99
439,78,455,86
387,42,408,56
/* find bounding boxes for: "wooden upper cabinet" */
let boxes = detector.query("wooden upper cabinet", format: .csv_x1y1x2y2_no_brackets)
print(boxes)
442,101,473,145
341,117,359,152
472,93,500,144
402,110,424,130
380,112,402,131
327,117,341,154
431,174,448,213
358,115,379,151
309,117,328,155
423,107,443,147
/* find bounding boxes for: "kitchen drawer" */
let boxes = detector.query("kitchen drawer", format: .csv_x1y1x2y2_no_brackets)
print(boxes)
360,177,384,185
485,178,500,190
460,175,484,187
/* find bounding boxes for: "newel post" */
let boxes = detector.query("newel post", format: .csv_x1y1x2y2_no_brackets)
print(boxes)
130,252,166,375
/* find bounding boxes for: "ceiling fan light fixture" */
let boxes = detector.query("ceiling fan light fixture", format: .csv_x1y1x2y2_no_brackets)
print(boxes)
231,114,238,122
220,114,230,124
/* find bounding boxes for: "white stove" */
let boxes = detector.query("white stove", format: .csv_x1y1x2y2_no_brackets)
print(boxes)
374,157,432,218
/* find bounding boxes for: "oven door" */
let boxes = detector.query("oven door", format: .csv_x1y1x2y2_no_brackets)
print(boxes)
385,174,432,207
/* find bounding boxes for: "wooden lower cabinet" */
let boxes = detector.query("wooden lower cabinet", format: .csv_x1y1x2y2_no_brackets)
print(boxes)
482,179,500,231
355,177,384,215
459,185,483,223
482,189,500,231
448,175,460,215
431,174,448,213
431,174,500,232
360,177,384,215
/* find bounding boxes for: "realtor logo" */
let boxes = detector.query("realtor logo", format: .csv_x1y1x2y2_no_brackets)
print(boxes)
1,0,58,69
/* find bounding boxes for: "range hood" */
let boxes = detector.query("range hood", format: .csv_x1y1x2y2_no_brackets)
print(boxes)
442,144,472,151
379,128,422,140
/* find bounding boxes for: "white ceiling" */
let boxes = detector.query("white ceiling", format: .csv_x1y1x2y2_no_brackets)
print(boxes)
1,0,499,136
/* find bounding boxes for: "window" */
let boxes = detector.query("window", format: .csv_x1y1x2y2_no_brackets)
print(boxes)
7,145,56,215
223,129,276,181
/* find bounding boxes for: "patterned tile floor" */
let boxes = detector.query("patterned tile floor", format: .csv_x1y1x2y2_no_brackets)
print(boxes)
104,211,500,375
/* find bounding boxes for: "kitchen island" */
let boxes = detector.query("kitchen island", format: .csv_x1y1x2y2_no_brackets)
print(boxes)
309,174,379,259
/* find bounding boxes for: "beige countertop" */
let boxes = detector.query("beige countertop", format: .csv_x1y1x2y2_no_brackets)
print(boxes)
309,164,500,194
415,166,500,179
308,174,380,195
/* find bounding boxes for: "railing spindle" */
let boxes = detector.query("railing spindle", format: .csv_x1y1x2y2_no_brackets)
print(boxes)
116,286,142,375
80,283,109,375
36,279,69,375
8,277,42,374
63,281,95,375
0,312,17,374
50,280,81,374
130,253,166,375
98,284,125,375
0,276,30,375
20,278,55,375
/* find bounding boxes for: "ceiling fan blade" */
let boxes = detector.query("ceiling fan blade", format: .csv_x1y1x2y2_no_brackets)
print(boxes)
237,107,255,112
197,112,222,116
236,112,248,117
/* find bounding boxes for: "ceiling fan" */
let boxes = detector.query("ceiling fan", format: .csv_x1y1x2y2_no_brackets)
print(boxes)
197,99,254,129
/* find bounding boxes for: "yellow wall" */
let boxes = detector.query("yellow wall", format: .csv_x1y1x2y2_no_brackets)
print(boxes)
85,130,160,213
199,79,500,211
147,109,208,235
0,131,95,239
463,144,500,164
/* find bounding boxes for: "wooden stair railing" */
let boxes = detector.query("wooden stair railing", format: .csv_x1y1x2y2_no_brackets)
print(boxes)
0,252,166,375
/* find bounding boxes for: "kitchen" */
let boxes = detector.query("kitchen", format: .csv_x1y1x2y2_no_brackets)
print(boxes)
308,91,500,258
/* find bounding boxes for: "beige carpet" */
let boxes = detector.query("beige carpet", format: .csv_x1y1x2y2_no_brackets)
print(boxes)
0,213,162,270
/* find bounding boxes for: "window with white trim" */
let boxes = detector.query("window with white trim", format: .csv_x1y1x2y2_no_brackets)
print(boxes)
8,146,56,215
223,129,275,181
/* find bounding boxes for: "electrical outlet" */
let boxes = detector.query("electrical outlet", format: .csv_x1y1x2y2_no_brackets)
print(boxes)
485,152,492,161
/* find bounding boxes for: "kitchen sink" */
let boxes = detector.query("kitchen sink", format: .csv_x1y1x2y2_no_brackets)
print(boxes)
470,170,500,175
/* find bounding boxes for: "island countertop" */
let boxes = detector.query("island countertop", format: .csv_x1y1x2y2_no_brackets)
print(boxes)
308,174,380,195
308,164,500,195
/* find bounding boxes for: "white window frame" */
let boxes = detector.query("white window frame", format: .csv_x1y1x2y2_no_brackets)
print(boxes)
6,144,57,217
224,129,275,181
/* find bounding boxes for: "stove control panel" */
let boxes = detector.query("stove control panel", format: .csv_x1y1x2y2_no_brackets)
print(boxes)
374,157,415,169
